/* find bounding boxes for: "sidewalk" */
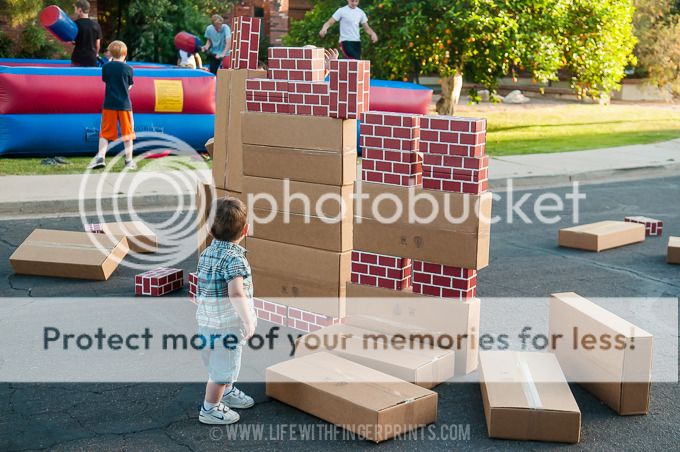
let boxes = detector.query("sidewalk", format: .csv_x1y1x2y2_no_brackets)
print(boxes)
1,140,679,216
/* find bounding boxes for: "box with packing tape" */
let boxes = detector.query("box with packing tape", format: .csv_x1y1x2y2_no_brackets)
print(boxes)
266,352,438,443
295,322,455,389
558,221,645,252
10,229,128,280
353,181,492,270
549,292,653,415
479,351,581,444
86,221,157,253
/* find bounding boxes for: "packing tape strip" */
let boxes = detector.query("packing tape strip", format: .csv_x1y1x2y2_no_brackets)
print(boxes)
24,239,117,252
325,363,414,403
515,352,543,410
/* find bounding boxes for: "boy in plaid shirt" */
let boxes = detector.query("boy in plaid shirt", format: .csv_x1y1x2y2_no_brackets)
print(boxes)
196,197,256,425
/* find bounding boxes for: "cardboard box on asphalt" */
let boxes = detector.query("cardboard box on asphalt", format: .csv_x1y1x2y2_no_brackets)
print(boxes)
345,283,480,375
549,292,653,415
558,221,645,252
242,111,357,152
353,182,492,270
10,229,128,280
243,176,353,219
668,236,680,264
479,351,581,443
295,323,455,388
98,221,157,253
250,208,352,252
196,181,214,255
213,69,266,191
243,144,357,186
266,352,438,443
247,237,350,316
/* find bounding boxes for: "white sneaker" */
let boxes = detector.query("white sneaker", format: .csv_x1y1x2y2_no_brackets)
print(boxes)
124,159,137,170
198,402,240,425
86,157,105,170
221,386,255,409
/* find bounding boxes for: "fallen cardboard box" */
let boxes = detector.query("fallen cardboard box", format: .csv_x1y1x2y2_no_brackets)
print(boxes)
243,144,357,186
558,221,645,252
479,351,581,443
98,221,157,253
345,283,480,375
668,236,680,264
213,69,267,191
549,292,653,415
247,237,350,316
353,182,492,270
242,111,357,153
249,208,353,252
10,229,128,280
243,176,353,219
266,352,438,443
295,322,455,388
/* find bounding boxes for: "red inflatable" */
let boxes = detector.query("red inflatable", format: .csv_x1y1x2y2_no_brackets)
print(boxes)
174,32,203,53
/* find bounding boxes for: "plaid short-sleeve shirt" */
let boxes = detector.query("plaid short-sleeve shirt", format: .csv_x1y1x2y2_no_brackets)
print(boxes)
195,240,254,329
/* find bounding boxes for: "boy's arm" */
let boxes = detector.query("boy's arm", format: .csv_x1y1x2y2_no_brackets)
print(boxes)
319,17,337,38
228,277,256,339
363,22,378,43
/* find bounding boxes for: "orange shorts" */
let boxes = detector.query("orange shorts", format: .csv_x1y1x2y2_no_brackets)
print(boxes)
100,109,136,141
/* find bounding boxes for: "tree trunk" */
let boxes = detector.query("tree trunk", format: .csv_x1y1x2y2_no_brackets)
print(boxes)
436,74,463,115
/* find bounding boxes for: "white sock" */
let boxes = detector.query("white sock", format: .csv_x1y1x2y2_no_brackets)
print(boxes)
203,400,217,411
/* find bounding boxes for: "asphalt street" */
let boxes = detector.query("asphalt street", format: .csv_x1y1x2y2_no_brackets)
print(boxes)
0,176,678,451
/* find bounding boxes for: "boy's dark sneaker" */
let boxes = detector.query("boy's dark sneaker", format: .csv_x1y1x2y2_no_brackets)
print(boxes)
86,157,105,170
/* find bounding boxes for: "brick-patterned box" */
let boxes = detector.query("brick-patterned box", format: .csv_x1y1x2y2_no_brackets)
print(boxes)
419,116,487,157
135,268,184,296
361,147,422,187
330,59,370,119
188,272,198,303
287,306,342,333
412,261,476,300
361,112,420,152
254,298,287,327
245,78,289,114
351,250,412,291
268,47,325,81
230,16,261,70
624,216,663,237
287,80,330,116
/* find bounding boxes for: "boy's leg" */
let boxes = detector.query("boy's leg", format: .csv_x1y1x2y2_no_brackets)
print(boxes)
119,111,136,167
204,380,228,405
97,138,109,159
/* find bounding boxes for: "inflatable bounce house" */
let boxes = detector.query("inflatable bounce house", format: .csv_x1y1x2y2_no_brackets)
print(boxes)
0,5,432,157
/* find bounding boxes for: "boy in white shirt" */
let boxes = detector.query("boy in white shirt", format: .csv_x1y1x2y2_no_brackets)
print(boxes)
319,0,378,59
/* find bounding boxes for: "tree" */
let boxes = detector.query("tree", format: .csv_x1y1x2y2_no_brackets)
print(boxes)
285,0,638,113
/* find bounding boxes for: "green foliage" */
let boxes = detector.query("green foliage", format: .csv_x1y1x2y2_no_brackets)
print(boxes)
285,0,638,100
0,31,13,58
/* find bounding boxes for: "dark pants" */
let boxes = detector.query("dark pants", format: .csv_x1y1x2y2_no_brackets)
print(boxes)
208,54,223,74
340,41,362,60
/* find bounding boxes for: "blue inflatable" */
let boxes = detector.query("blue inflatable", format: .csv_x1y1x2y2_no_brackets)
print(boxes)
0,114,214,156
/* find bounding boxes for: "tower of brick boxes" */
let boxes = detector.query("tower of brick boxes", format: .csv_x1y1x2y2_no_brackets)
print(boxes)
241,48,369,332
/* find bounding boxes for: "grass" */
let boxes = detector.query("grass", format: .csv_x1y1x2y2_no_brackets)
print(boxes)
1,103,679,174
0,155,211,176
456,103,680,156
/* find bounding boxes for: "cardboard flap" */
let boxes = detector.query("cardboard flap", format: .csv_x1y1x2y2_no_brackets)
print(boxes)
267,352,434,411
11,229,123,266
480,351,579,413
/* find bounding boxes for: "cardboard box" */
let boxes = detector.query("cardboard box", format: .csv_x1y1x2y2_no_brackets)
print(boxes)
558,221,645,252
549,292,653,415
345,284,480,375
668,236,680,264
204,137,214,157
295,323,455,388
242,176,353,218
93,221,157,253
212,69,267,191
196,181,214,255
479,351,581,443
247,238,351,316
10,229,128,280
354,182,492,270
266,352,438,443
249,208,352,252
243,144,357,186
241,112,357,153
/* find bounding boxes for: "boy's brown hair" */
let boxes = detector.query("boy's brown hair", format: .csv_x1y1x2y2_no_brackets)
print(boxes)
107,40,128,59
211,197,247,242
74,0,90,13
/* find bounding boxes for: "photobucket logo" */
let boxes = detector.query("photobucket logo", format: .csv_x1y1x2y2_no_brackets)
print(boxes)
78,132,212,270
246,179,585,228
